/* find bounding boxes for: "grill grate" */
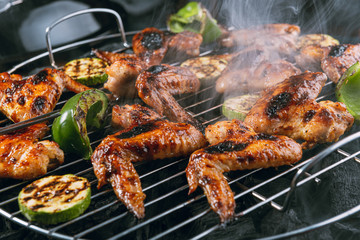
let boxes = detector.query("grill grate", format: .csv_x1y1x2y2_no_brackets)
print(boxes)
1,9,360,240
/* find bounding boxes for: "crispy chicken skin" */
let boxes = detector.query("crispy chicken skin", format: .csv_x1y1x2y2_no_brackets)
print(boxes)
0,123,64,180
132,27,169,65
321,44,360,83
92,104,207,218
0,68,90,123
244,72,354,148
186,119,302,222
136,64,203,130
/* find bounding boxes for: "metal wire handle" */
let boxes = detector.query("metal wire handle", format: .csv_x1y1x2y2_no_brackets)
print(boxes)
45,8,129,68
281,130,360,211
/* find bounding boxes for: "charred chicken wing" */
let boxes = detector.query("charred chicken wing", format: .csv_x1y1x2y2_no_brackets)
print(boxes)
136,64,203,130
0,123,64,180
244,72,354,148
92,104,207,218
0,68,90,122
186,119,302,222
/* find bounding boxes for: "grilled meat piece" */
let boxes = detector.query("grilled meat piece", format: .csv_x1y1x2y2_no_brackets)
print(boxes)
216,51,301,93
132,27,169,65
220,23,300,57
136,64,203,130
0,123,64,180
321,44,360,83
244,72,354,148
92,104,207,218
92,49,137,65
0,68,90,123
186,119,302,222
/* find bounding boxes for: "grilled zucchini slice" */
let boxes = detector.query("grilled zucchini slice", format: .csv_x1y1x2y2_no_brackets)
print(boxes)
180,55,231,85
63,57,108,86
222,94,260,120
18,174,91,225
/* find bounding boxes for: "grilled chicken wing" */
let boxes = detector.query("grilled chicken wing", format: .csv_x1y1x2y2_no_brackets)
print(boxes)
216,48,301,93
244,72,354,148
136,64,203,130
92,104,207,218
321,44,360,83
0,68,90,122
0,123,64,180
186,119,302,222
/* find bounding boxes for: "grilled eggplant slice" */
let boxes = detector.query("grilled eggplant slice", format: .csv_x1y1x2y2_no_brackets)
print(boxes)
63,58,108,86
18,174,91,225
180,55,231,85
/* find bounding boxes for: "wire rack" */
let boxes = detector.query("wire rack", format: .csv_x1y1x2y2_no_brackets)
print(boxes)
1,8,360,240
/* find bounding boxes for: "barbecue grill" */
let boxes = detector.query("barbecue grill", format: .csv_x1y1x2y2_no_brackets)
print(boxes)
1,5,360,240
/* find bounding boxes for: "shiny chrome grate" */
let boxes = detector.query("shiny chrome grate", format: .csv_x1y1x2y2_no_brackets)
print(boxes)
1,8,360,240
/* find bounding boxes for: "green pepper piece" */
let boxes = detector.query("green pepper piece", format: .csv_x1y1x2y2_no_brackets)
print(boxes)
336,61,360,121
52,89,109,160
167,1,222,43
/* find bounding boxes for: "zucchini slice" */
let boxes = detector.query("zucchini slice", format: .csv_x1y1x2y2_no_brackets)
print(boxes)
63,58,108,86
180,55,231,85
18,174,91,225
222,94,260,120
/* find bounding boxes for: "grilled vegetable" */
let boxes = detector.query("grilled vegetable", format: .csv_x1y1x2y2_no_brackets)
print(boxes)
63,58,108,86
180,55,231,85
52,89,109,160
167,1,222,43
222,94,260,120
336,61,360,121
18,174,91,225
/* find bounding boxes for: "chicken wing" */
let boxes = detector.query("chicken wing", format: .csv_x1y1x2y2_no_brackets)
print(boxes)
186,119,302,222
136,64,203,130
244,72,354,148
321,44,360,83
0,123,64,180
92,104,207,218
0,68,90,123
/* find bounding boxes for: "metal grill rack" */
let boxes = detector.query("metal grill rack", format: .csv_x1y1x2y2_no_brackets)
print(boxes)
1,8,360,240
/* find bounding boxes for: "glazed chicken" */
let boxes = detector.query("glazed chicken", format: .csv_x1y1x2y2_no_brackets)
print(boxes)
244,71,354,148
136,64,203,131
0,68,90,123
132,27,202,65
186,119,302,222
0,123,64,180
93,49,148,98
92,104,207,218
321,44,360,83
216,46,301,93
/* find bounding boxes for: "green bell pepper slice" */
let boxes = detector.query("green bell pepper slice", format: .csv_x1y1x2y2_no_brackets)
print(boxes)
167,1,222,44
52,89,109,160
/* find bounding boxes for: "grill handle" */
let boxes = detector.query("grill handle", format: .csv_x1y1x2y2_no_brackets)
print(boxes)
45,8,129,68
282,131,360,210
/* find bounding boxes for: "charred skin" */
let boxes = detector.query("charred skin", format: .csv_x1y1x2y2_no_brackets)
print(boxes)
186,120,302,222
132,27,169,66
0,68,90,123
244,72,354,148
0,123,64,180
92,105,207,218
136,64,203,131
321,44,360,83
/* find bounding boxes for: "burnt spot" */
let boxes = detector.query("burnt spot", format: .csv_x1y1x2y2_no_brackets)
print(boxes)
329,45,347,57
254,133,278,141
205,141,249,154
31,96,47,113
304,110,316,122
5,81,25,95
141,32,163,50
17,95,26,105
266,92,292,118
116,121,158,139
146,65,168,74
31,70,49,85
